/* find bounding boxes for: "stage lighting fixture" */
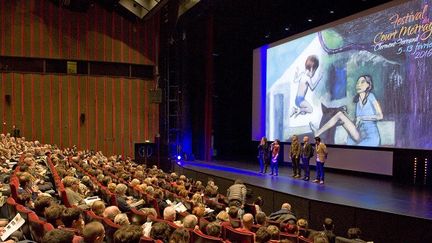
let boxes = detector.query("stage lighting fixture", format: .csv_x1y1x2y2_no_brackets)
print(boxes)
307,18,313,22
177,155,182,160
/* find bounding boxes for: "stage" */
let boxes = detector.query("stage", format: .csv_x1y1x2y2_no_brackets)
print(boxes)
176,160,432,221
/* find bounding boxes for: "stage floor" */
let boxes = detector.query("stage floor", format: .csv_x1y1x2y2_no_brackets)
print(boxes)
180,160,432,220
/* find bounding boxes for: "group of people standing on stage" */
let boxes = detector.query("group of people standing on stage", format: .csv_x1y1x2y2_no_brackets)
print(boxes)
257,136,328,184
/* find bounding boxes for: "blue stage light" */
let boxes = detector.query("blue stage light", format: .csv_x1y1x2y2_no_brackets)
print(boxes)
177,155,182,160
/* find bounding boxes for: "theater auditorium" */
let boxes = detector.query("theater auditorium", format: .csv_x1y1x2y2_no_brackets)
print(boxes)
0,0,431,243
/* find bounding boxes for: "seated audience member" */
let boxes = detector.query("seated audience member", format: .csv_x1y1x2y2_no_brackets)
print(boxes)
216,210,229,224
206,222,222,237
267,225,280,242
163,206,177,222
191,192,204,207
140,207,158,219
204,185,218,201
225,206,241,228
114,213,131,226
254,196,264,213
347,227,366,242
113,225,143,243
284,224,299,235
322,217,336,243
154,189,168,214
226,179,247,207
255,211,267,226
311,232,330,243
115,184,132,212
60,207,85,235
45,204,66,228
169,228,190,243
17,192,34,210
297,218,313,238
192,205,206,218
269,202,297,224
34,195,54,219
80,176,97,196
63,176,88,209
150,222,171,243
82,221,105,243
256,226,271,243
236,213,255,234
91,200,106,217
103,206,121,221
42,229,75,243
107,183,117,193
101,176,113,187
183,214,198,230
17,172,40,200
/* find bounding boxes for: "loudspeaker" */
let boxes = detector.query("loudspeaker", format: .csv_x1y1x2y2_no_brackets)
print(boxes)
135,142,156,166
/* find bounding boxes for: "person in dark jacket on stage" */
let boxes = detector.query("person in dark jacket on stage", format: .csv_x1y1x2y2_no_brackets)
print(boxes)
257,137,269,174
289,135,301,178
301,136,314,181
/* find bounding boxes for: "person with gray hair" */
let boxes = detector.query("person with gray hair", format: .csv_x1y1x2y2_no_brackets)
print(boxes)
114,213,130,226
103,206,121,221
182,214,198,229
269,202,297,224
163,206,176,222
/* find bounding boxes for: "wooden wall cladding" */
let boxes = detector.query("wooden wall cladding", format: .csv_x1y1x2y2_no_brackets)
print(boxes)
0,0,160,157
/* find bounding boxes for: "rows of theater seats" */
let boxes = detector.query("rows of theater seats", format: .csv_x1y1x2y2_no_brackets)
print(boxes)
1,135,360,243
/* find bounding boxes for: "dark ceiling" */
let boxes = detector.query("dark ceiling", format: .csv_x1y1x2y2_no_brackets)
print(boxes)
209,0,392,49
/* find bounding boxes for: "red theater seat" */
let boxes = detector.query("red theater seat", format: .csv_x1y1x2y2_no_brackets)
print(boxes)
28,212,46,242
223,226,254,243
103,217,121,243
16,204,33,239
85,210,105,223
191,229,227,243
280,232,299,243
9,176,19,200
6,197,17,220
139,236,157,243
43,222,54,232
298,236,313,243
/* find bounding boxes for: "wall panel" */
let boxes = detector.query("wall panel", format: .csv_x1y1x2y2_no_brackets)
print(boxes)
0,0,159,156
114,80,122,155
41,78,51,144
78,77,86,150
23,75,32,140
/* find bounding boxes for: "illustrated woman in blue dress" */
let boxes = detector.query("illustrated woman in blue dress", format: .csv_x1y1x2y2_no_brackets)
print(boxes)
310,75,383,146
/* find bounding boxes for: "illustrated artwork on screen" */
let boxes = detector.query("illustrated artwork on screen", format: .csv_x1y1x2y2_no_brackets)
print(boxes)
264,0,432,149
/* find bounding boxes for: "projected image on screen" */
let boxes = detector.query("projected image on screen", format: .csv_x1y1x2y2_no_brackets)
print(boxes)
265,0,432,149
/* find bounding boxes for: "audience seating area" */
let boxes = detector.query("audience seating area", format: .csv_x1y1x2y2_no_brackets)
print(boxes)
0,133,368,243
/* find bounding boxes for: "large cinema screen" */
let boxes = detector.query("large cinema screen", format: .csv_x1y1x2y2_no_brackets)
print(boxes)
252,0,432,150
